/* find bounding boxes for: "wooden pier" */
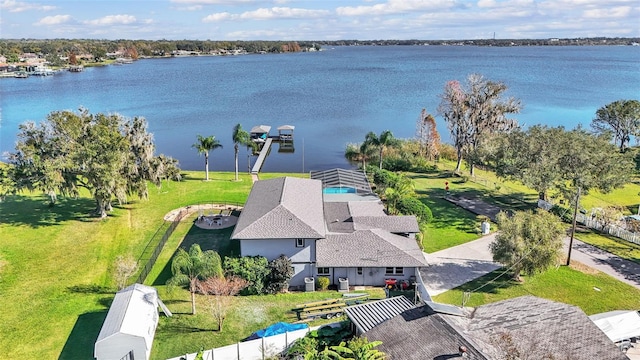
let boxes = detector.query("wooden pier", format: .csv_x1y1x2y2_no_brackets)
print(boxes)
251,137,273,175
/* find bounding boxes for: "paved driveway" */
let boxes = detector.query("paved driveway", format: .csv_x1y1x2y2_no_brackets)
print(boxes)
420,233,501,297
420,233,640,298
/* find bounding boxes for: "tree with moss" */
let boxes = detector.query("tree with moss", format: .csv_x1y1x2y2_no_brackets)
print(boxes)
9,109,180,217
591,99,640,152
438,74,521,175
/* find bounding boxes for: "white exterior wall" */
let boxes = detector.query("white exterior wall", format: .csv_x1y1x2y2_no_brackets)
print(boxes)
240,239,315,262
329,267,417,286
95,334,148,360
241,239,317,287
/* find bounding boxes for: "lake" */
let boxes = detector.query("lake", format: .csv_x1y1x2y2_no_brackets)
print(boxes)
1,45,639,173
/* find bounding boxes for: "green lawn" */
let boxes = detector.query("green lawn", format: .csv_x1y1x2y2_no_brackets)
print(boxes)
410,170,535,253
575,229,640,265
151,286,386,359
2,165,639,359
433,265,640,315
0,171,255,359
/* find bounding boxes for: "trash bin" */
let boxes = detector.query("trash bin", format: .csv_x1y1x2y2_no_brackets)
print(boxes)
339,277,349,291
481,221,490,235
305,277,315,292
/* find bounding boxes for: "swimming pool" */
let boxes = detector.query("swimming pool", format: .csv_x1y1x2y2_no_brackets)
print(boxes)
323,187,357,194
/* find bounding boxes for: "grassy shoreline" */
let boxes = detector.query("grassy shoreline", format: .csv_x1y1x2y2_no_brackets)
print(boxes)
1,168,638,359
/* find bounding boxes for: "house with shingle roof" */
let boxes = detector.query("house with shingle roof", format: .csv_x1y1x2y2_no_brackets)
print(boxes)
231,171,428,287
363,296,629,360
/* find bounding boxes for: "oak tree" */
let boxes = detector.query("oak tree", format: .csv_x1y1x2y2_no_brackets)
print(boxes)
490,210,565,281
9,109,180,217
591,99,640,152
438,74,521,175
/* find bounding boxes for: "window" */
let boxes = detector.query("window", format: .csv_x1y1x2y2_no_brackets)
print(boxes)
295,238,305,247
395,267,404,275
357,267,363,275
317,267,330,275
385,267,403,275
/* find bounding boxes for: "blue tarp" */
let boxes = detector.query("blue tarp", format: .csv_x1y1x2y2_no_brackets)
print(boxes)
248,322,308,340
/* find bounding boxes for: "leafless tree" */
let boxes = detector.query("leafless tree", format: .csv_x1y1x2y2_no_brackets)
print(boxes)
198,276,248,331
113,255,139,290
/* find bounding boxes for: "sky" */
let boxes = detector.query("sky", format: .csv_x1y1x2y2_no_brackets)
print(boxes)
1,0,639,40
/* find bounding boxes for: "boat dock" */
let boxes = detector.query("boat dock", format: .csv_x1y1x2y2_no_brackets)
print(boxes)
249,124,295,177
251,137,273,175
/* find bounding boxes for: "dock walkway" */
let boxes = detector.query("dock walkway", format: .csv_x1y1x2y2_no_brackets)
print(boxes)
251,137,273,175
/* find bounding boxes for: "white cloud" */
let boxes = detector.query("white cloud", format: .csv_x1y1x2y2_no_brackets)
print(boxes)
84,15,137,26
204,7,330,22
583,6,632,18
203,12,237,22
1,0,55,12
35,14,72,26
171,0,259,4
336,0,457,16
477,0,497,8
239,7,330,20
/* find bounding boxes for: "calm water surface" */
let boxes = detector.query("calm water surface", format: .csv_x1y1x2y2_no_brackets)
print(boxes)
1,46,639,172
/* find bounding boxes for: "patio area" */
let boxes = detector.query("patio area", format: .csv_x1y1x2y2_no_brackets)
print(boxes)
194,213,238,230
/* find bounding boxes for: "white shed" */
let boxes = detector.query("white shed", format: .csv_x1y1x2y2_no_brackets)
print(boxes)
95,284,169,360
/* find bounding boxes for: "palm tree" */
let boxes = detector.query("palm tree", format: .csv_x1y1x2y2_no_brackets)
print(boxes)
166,244,223,315
364,130,397,169
231,124,251,181
192,135,222,181
330,337,386,360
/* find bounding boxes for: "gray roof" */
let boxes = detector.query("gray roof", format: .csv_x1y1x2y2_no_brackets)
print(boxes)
250,125,271,134
353,216,420,233
231,177,326,239
316,229,427,267
277,124,295,131
324,202,354,233
348,200,386,216
366,296,629,360
344,296,417,334
324,201,420,234
310,168,373,193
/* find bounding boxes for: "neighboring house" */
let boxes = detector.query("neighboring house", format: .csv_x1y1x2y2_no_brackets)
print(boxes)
590,310,640,349
95,284,171,360
231,169,427,288
361,295,628,360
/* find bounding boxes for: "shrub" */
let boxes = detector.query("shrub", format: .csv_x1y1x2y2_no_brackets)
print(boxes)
265,255,294,294
316,276,330,291
223,256,270,295
438,143,458,161
382,155,412,172
396,196,433,223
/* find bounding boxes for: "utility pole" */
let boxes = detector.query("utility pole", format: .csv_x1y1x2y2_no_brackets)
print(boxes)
566,186,581,266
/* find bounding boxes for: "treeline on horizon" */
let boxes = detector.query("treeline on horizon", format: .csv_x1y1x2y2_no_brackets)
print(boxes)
1,36,638,60
0,39,320,61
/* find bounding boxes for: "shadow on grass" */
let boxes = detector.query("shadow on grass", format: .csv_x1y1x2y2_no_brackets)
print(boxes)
59,311,107,360
67,284,113,294
151,224,240,286
448,269,518,295
416,188,477,233
0,194,103,228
